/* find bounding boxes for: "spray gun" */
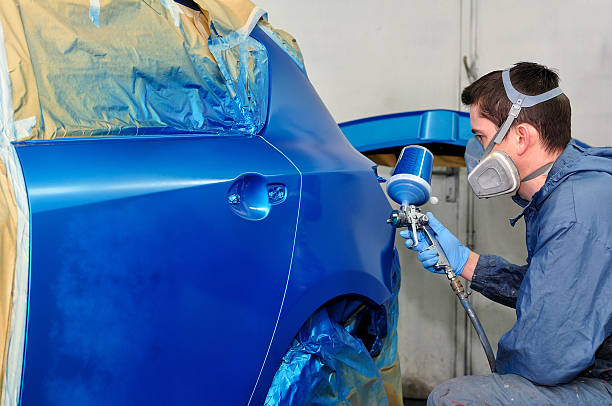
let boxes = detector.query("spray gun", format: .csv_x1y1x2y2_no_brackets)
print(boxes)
386,146,496,373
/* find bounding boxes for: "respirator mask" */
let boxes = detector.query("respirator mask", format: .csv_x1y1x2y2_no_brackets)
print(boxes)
465,68,563,198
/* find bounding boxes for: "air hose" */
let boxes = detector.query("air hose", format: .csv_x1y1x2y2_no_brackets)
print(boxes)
388,204,497,373
452,279,496,373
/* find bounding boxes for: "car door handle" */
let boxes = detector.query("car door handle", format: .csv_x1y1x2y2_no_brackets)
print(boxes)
227,174,287,220
228,184,286,205
266,183,287,205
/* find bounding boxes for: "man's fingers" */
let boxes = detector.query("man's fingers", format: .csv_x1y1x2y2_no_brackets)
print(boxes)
400,230,417,250
399,230,412,239
414,230,432,250
418,248,438,263
428,267,446,274
405,238,430,252
400,229,431,252
422,256,439,269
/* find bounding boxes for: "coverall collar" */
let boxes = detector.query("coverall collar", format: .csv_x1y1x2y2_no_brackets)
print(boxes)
509,140,585,226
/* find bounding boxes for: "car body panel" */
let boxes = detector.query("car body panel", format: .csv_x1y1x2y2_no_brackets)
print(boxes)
15,135,301,405
248,27,395,404
13,26,395,405
340,109,472,151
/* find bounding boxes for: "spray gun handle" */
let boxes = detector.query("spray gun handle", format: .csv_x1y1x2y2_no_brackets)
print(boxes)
419,222,455,276
389,205,457,279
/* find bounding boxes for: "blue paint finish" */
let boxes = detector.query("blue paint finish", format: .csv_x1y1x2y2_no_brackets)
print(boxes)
247,27,395,404
16,135,301,405
15,26,396,405
339,109,473,152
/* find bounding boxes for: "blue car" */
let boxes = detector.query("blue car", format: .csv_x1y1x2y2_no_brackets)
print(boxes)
0,1,401,404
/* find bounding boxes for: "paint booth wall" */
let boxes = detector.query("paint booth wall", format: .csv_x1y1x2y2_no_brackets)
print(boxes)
256,0,612,147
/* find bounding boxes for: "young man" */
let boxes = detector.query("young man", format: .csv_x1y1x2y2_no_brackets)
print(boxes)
402,62,612,405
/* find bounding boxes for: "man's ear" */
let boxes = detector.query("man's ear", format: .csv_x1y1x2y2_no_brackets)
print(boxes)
514,123,538,156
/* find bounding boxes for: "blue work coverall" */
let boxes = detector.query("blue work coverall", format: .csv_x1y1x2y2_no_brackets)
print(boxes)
429,141,612,405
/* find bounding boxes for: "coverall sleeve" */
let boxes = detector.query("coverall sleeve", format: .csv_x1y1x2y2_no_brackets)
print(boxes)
469,255,528,309
495,221,612,386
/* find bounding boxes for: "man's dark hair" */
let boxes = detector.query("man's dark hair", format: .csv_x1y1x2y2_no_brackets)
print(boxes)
461,62,571,152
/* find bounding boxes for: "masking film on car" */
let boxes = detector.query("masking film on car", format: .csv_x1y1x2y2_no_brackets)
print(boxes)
0,158,19,405
0,3,31,401
0,0,304,140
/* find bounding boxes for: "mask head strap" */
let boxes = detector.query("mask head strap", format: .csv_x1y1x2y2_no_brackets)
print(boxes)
483,68,563,156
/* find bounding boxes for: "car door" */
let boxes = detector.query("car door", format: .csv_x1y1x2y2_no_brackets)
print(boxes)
15,134,300,405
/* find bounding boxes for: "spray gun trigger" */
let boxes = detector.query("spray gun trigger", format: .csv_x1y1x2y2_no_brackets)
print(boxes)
410,221,419,248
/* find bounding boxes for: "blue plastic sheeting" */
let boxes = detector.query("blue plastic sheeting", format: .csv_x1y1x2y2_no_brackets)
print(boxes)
88,0,100,27
340,109,472,153
207,7,269,136
258,19,306,74
265,251,402,405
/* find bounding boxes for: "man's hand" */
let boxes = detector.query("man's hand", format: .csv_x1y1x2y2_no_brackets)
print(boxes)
399,212,470,276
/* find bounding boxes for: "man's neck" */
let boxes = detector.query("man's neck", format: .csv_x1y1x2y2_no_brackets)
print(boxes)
517,148,563,201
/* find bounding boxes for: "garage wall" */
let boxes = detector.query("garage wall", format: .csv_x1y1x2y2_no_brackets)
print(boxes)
467,1,612,148
257,0,612,147
256,0,464,120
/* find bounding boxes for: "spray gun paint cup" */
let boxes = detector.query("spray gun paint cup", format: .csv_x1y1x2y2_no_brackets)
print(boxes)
386,145,434,207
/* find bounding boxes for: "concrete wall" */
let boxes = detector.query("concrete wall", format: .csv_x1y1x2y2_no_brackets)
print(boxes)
257,0,612,147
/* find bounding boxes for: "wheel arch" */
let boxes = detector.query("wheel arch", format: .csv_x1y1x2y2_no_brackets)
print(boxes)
248,269,394,405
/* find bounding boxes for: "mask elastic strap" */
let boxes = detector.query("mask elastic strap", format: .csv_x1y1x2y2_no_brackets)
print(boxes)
482,69,563,156
483,104,520,155
520,161,554,182
503,70,564,108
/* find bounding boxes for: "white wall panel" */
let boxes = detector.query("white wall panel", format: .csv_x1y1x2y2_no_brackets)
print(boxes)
473,1,612,147
258,0,612,146
256,0,463,122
